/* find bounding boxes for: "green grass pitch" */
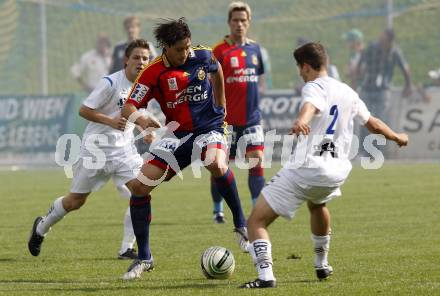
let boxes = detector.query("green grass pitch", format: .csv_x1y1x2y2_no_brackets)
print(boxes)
0,163,439,295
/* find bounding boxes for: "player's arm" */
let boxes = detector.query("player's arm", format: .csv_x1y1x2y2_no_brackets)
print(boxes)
290,102,317,136
79,105,126,131
364,116,408,147
121,103,161,130
258,74,266,94
79,77,127,131
395,49,412,97
291,83,324,136
211,61,226,110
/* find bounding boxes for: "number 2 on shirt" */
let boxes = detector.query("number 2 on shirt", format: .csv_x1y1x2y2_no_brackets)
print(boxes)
326,105,339,135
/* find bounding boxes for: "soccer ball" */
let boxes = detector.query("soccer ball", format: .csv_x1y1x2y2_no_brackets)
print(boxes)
200,246,235,279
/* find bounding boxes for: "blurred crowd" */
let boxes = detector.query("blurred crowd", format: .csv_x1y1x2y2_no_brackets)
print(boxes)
70,15,438,142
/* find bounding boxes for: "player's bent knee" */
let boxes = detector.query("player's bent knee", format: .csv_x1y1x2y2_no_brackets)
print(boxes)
129,179,151,196
206,160,227,176
64,193,89,211
307,200,326,211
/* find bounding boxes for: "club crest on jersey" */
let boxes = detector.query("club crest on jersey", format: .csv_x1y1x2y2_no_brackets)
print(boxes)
130,83,149,103
252,54,258,66
230,57,239,68
168,77,178,90
197,68,206,80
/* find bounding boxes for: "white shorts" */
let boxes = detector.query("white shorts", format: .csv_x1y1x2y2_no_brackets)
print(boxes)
261,167,341,220
70,154,143,198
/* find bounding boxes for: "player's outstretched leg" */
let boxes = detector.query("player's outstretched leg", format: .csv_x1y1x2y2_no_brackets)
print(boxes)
312,234,333,280
28,196,69,256
240,240,276,288
308,201,333,280
123,257,154,280
240,196,278,288
118,206,138,260
210,177,225,223
123,194,153,280
248,165,265,207
212,169,249,252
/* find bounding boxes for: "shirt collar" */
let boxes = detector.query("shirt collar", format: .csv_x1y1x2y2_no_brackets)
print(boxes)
225,35,251,46
161,48,195,68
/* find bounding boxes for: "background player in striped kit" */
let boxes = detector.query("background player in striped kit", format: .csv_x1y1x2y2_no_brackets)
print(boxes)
121,18,249,280
211,1,266,223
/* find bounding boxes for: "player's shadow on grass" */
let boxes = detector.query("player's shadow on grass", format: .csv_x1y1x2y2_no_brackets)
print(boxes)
0,258,16,262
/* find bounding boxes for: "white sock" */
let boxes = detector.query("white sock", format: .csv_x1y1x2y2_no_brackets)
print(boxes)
36,196,67,236
312,234,330,267
119,207,136,254
249,239,275,281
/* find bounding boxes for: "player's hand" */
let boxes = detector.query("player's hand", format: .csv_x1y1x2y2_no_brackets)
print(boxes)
111,116,127,131
395,133,409,147
290,119,311,136
144,117,161,129
143,131,156,144
402,85,412,97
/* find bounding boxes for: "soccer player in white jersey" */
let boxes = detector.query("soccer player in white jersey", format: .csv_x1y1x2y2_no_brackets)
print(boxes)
28,39,160,259
240,42,409,288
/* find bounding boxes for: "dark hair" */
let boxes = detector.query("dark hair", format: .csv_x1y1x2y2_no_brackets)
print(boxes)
384,28,395,41
154,17,191,48
124,39,150,59
293,42,327,71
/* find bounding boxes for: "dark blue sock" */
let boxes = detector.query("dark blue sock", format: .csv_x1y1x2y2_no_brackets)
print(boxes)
213,169,246,228
130,195,152,261
211,176,224,213
249,166,265,206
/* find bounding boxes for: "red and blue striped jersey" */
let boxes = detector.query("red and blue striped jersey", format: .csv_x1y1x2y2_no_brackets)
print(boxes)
126,46,225,133
212,36,264,127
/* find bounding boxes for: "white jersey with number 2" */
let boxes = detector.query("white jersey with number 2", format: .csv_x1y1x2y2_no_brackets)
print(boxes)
289,76,370,187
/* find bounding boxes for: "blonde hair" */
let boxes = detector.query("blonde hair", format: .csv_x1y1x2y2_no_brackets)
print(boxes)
228,1,252,22
123,15,140,29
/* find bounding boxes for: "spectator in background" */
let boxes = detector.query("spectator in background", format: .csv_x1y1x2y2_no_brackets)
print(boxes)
357,29,412,121
357,28,412,156
427,69,440,87
71,33,112,93
109,15,157,74
342,28,364,89
326,52,340,81
417,68,440,103
109,16,161,155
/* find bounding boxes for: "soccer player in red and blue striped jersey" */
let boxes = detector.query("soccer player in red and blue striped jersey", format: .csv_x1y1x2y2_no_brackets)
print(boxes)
121,18,249,280
211,2,266,222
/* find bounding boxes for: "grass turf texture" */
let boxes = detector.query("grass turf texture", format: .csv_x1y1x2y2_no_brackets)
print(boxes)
0,163,439,295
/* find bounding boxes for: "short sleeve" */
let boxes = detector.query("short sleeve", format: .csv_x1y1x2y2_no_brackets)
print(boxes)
70,62,81,79
353,93,371,125
257,46,266,76
207,51,219,73
82,77,114,109
126,71,155,108
300,82,326,112
393,47,408,71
